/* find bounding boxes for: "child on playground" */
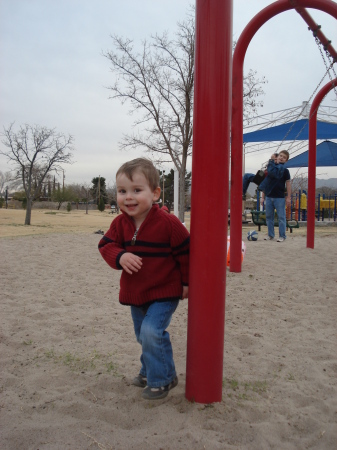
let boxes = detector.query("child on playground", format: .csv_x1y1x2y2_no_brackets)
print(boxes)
98,158,190,400
242,153,278,198
259,150,292,242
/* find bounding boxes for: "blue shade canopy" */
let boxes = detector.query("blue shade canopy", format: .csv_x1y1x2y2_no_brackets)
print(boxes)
243,119,337,143
284,141,337,168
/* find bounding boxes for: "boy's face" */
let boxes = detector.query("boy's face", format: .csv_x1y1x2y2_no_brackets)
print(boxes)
116,170,160,225
277,152,288,164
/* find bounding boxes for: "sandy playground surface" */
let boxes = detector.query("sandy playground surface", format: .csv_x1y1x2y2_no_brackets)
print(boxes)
1,209,336,449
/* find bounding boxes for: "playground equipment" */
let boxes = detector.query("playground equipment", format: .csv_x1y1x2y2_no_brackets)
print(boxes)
319,199,335,209
257,191,337,223
294,192,308,221
186,0,232,404
296,191,337,222
316,193,337,221
250,210,299,232
230,0,337,272
307,78,337,247
226,237,246,266
188,0,337,405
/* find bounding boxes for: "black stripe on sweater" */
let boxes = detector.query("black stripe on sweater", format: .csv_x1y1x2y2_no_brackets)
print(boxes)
132,251,171,258
124,240,170,248
98,236,115,249
116,251,126,269
172,237,190,251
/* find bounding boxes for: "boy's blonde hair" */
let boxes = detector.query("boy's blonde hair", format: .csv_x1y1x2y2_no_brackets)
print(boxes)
116,158,160,191
279,150,290,161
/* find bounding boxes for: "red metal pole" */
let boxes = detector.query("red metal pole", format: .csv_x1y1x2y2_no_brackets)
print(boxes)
230,0,337,272
185,0,232,404
294,7,337,61
307,78,337,249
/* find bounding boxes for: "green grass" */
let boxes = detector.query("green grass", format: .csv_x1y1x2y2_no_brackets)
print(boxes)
42,348,119,375
223,377,268,403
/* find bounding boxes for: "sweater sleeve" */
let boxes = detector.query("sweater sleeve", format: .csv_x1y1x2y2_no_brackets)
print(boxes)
169,215,190,286
98,219,126,270
266,160,286,179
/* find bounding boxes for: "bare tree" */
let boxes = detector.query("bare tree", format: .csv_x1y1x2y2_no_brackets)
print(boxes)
104,12,266,221
104,15,194,222
316,186,336,196
291,173,308,194
0,170,23,195
243,69,267,124
106,181,118,206
1,123,74,224
80,183,93,214
0,171,12,195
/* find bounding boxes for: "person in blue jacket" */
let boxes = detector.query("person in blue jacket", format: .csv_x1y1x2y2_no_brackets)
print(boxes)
242,153,278,199
259,150,292,242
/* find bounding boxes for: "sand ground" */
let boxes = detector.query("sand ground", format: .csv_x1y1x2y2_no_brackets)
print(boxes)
1,208,336,449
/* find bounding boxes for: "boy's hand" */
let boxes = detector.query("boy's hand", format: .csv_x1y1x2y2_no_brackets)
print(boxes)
120,253,143,274
271,154,280,164
182,286,189,299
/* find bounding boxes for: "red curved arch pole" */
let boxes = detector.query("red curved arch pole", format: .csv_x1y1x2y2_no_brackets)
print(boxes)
307,78,337,249
230,0,337,272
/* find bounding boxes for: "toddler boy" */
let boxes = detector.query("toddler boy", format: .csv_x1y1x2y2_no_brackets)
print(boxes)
98,158,189,399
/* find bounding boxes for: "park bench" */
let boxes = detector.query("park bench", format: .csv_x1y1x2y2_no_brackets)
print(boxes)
251,210,299,233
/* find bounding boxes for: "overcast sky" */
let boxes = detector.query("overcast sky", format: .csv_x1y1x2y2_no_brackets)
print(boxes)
1,0,336,188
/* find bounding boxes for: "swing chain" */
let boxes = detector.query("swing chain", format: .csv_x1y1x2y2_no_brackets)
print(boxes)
315,37,337,97
274,38,337,157
325,48,337,85
274,62,331,156
259,28,337,166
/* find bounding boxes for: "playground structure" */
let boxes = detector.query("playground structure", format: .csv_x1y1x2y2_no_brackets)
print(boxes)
250,209,300,232
254,189,337,221
187,0,337,404
291,191,337,221
307,78,337,247
186,0,232,404
230,1,337,271
250,191,337,233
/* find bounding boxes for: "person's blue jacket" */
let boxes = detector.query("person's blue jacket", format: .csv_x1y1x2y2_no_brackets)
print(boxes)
258,160,287,196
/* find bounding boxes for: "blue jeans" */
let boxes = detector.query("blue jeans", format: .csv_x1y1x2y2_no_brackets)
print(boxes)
265,197,286,239
131,300,179,388
243,173,255,195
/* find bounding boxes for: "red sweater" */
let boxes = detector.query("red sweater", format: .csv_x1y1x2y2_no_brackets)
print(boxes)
98,204,190,306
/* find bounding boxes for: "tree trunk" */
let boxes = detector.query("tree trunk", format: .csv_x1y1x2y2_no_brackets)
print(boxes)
178,170,185,223
178,147,188,223
25,199,33,225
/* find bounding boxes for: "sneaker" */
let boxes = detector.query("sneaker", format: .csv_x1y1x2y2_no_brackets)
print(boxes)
132,374,147,388
141,376,178,400
264,236,274,240
277,237,285,242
